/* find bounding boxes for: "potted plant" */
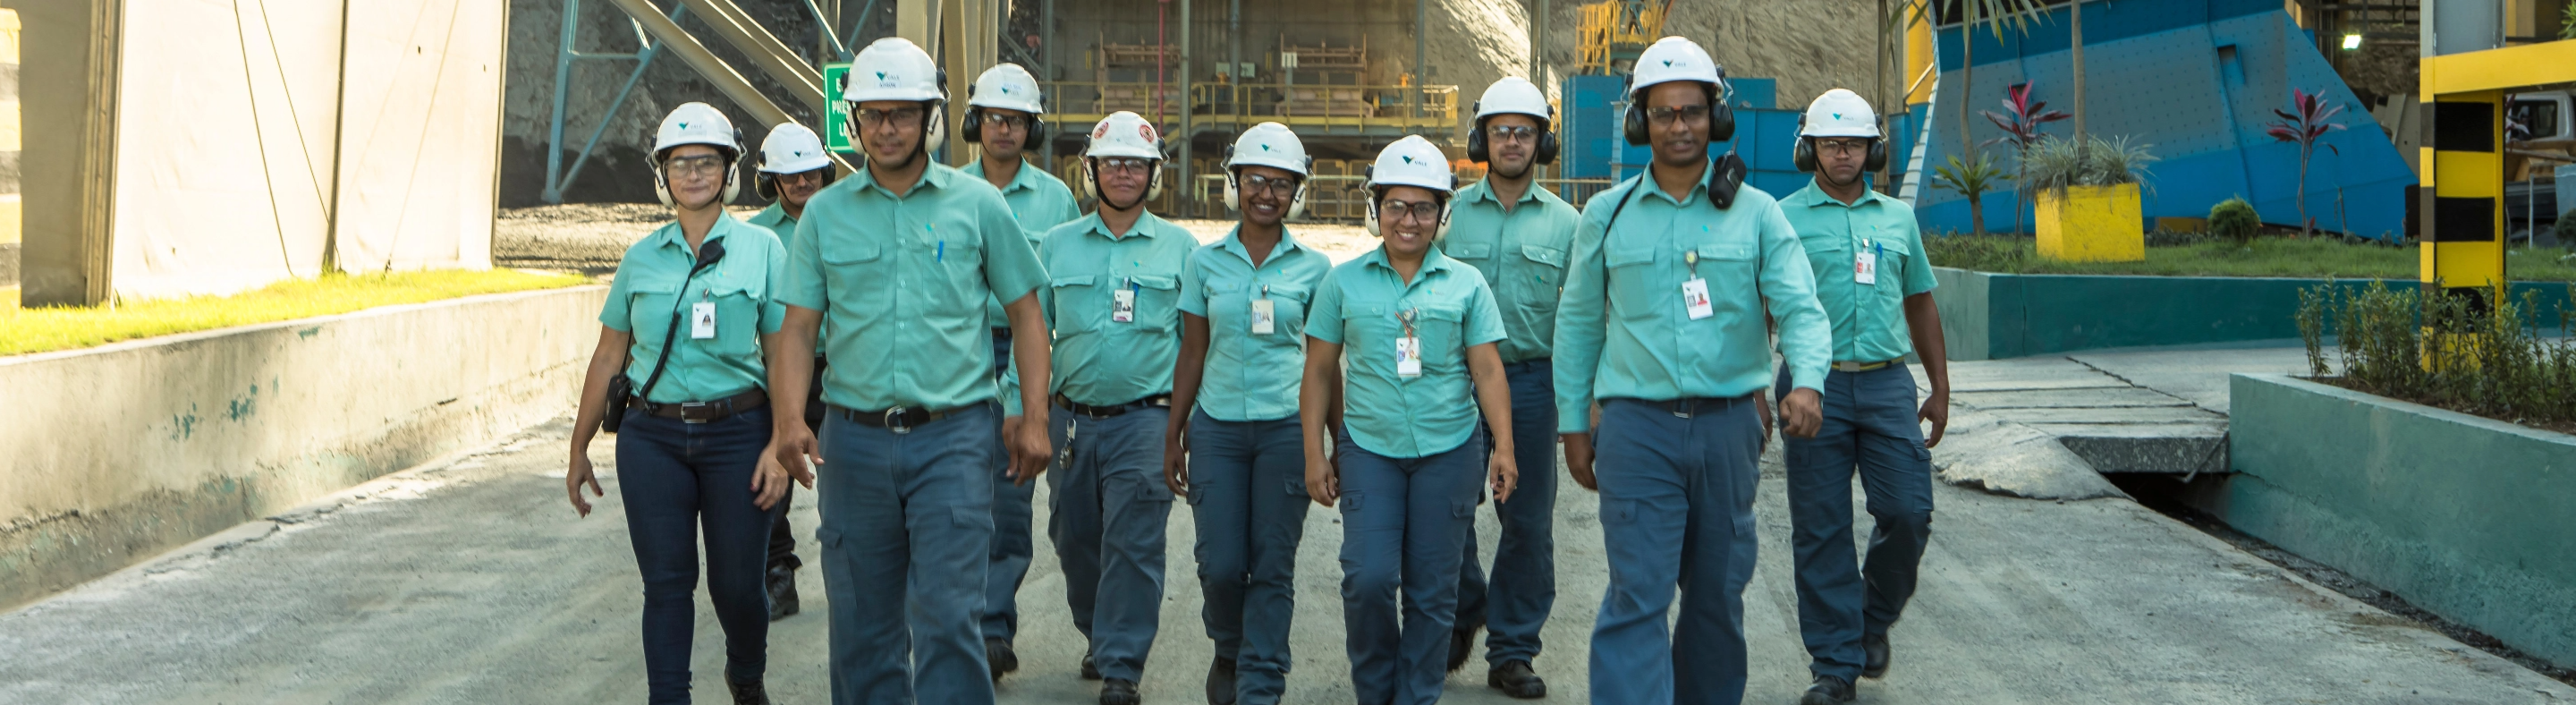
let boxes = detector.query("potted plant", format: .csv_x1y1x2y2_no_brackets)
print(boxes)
2024,134,2158,261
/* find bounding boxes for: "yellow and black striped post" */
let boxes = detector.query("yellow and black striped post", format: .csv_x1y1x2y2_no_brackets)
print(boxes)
2420,89,2505,309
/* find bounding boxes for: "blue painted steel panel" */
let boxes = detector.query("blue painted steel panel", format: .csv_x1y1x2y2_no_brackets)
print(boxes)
1910,3,2415,241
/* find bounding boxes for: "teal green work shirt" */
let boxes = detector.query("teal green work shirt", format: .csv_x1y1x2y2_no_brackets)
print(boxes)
599,214,789,403
1438,179,1580,363
1553,166,1834,434
964,158,1083,329
1178,226,1335,422
1780,181,1939,363
1308,248,1509,458
783,162,1050,412
745,203,826,356
1002,211,1199,414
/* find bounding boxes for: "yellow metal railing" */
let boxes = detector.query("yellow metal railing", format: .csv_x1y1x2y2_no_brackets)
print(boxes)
1576,1,1667,75
1041,81,1458,132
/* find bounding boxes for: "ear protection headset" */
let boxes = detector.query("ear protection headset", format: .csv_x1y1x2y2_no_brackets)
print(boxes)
1080,158,1166,207
1465,109,1561,165
1791,114,1889,174
651,128,747,208
1220,145,1312,220
959,82,1048,147
1622,67,1735,147
1359,166,1454,240
835,68,951,158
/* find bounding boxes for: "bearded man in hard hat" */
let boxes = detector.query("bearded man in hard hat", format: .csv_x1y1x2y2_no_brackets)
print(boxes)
1002,110,1196,705
1436,75,1581,701
764,37,1055,705
1552,36,1832,705
955,62,1083,684
1773,88,1949,705
744,121,835,624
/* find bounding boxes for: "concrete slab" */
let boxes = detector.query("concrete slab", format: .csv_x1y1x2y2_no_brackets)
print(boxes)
3,414,2567,704
2067,346,2313,415
1989,406,2227,425
1953,386,2195,410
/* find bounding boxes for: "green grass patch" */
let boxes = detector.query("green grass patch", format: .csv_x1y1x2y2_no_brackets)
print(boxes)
1926,235,2576,281
0,269,592,357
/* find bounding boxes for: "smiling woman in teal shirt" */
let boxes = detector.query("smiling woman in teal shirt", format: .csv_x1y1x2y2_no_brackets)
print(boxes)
1299,135,1518,705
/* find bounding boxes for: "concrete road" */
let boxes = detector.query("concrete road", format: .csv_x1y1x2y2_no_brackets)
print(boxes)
3,413,2568,705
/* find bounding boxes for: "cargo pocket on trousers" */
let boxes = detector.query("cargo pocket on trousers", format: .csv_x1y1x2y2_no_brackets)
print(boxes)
953,505,995,532
1285,475,1309,498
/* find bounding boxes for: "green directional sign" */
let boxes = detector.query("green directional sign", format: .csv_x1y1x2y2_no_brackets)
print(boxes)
822,63,854,154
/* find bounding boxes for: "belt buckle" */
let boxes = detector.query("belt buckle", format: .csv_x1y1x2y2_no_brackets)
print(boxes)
884,406,912,435
1670,400,1695,419
680,401,711,424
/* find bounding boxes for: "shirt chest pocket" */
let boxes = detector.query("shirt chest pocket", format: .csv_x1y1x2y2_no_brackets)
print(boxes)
1131,274,1182,331
1049,275,1106,334
1411,304,1469,370
1514,244,1568,310
819,238,886,310
1694,242,1759,317
1799,234,1848,278
911,231,986,316
1868,238,1911,296
1264,284,1314,337
1606,247,1661,320
699,282,767,358
623,280,685,346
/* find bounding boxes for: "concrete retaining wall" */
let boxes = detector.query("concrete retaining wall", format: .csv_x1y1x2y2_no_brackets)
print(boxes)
0,285,606,609
1930,268,2574,360
2208,374,2576,666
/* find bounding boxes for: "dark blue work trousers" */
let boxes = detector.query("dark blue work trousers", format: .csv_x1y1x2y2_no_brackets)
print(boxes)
1775,363,1935,684
814,403,1000,705
1588,397,1762,705
1184,409,1311,704
1453,359,1560,667
615,406,783,705
1337,429,1487,705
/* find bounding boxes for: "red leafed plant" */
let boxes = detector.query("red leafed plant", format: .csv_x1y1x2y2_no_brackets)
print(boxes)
1981,83,2070,234
2266,88,2349,238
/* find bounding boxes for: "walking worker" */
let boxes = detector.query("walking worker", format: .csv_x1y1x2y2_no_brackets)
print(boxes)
1775,88,1949,705
1436,75,1580,699
1301,134,1521,705
1163,122,1333,705
1553,36,1833,705
565,101,801,705
764,37,1056,705
744,120,835,624
1007,110,1196,705
956,61,1083,681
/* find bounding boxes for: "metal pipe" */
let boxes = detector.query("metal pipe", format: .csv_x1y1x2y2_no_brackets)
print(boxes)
801,0,845,57
1415,0,1426,119
603,0,797,128
561,18,673,197
544,0,583,203
675,0,826,114
1181,0,1193,216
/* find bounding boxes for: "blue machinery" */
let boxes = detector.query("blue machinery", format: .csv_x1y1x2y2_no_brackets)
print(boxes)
1557,0,2415,239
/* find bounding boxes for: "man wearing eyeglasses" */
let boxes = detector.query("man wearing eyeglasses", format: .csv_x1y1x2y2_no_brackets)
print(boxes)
1435,75,1581,700
1772,88,1948,705
767,37,1055,705
957,62,1084,683
1004,110,1195,705
1553,36,1831,705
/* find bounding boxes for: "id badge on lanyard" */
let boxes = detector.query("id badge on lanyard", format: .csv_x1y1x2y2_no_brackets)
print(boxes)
1395,308,1423,377
1855,239,1879,285
1682,250,1713,320
691,291,718,339
1113,277,1138,323
1250,284,1276,335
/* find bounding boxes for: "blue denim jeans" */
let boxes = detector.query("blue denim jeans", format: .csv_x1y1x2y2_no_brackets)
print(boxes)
984,327,1036,641
615,405,783,704
1184,409,1310,704
814,403,1000,705
1337,429,1486,705
1454,359,1560,667
1776,363,1935,683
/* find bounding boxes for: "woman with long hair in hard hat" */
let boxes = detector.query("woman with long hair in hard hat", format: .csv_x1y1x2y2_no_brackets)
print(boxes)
1161,122,1334,705
743,121,835,624
564,101,803,705
1001,110,1195,705
1299,134,1520,705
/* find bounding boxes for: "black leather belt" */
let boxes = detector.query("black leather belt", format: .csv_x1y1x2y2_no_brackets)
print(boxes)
1053,394,1171,419
832,403,978,433
1615,395,1755,419
1833,359,1901,373
638,388,769,423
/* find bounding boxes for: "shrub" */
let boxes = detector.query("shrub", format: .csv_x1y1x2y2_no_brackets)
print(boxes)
2556,208,2575,247
2298,281,2576,429
2210,198,2260,245
2021,134,2158,198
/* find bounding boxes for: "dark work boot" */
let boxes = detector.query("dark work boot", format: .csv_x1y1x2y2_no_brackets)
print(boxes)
1206,657,1238,705
724,674,771,705
1862,633,1891,679
1487,659,1547,699
1100,677,1141,705
987,637,1020,682
1447,622,1483,673
1800,674,1855,705
765,564,799,622
1081,649,1102,681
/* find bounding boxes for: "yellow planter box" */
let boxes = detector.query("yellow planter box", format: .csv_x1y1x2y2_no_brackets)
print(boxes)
2035,183,2144,262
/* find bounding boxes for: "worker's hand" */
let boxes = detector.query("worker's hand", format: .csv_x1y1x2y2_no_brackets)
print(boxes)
1009,412,1052,485
1757,395,1776,451
772,420,822,478
750,446,792,511
1163,422,1191,497
566,452,605,517
1488,447,1519,505
1561,432,1597,491
1782,387,1824,439
1919,387,1952,448
1305,449,1341,507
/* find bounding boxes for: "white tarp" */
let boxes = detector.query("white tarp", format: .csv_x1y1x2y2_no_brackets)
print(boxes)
106,0,502,302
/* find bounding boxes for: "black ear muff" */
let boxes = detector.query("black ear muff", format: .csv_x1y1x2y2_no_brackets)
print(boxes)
961,106,985,144
1536,115,1561,164
757,173,779,200
1621,76,1648,146
1865,137,1888,172
1467,108,1490,162
1793,115,1818,174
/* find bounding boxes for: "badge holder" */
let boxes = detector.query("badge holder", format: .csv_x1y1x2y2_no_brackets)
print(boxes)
1250,284,1276,335
1682,250,1714,320
1396,309,1423,377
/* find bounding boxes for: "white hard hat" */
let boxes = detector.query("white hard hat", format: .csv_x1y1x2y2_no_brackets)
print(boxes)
968,64,1045,114
1474,77,1554,126
1084,111,1165,160
1628,36,1726,99
1224,123,1310,217
653,101,741,157
1800,89,1880,139
1363,135,1453,237
651,102,741,208
758,123,833,174
846,38,946,105
1224,123,1309,176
